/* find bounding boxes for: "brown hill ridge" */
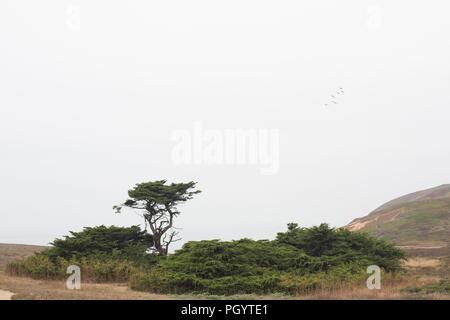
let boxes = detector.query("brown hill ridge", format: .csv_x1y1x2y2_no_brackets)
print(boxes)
346,184,450,255
371,184,450,214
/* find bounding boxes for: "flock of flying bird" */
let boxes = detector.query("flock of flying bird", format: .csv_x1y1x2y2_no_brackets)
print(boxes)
324,87,344,107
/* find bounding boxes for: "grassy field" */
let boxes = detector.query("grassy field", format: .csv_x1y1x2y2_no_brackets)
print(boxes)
1,271,448,300
0,272,172,300
0,243,47,269
1,243,449,300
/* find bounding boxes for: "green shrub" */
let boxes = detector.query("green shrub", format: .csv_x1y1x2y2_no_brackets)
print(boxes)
78,257,138,282
44,225,154,262
276,223,406,272
6,225,159,283
6,254,62,279
157,239,334,278
129,224,404,295
6,254,139,282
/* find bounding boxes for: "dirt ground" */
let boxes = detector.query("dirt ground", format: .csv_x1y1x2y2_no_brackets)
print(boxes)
0,289,14,300
0,272,172,300
1,271,448,300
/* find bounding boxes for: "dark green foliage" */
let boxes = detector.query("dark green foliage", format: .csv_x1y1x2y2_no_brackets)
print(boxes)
276,223,405,272
154,239,324,278
44,225,154,262
130,224,405,295
123,180,201,205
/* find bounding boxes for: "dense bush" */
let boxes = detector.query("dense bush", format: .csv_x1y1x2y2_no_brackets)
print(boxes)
6,254,138,282
44,225,154,262
7,223,405,294
129,267,368,295
6,225,157,282
153,239,325,277
276,223,405,272
130,225,405,295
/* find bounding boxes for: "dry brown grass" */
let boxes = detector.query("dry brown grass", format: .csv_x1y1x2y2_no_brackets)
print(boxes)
404,257,441,269
298,277,450,300
0,243,162,300
2,271,449,300
0,272,172,300
0,243,47,269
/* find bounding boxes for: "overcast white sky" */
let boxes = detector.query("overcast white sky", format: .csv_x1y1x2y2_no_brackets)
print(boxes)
1,1,450,248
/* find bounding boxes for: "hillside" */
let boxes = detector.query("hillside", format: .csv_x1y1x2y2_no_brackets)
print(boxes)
346,184,450,256
0,244,47,270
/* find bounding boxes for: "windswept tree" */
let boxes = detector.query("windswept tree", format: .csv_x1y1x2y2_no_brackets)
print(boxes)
114,180,201,255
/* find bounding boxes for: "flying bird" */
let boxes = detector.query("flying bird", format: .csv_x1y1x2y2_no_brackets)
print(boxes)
323,87,345,107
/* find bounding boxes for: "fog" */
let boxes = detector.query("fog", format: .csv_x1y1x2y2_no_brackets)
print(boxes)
1,1,449,248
